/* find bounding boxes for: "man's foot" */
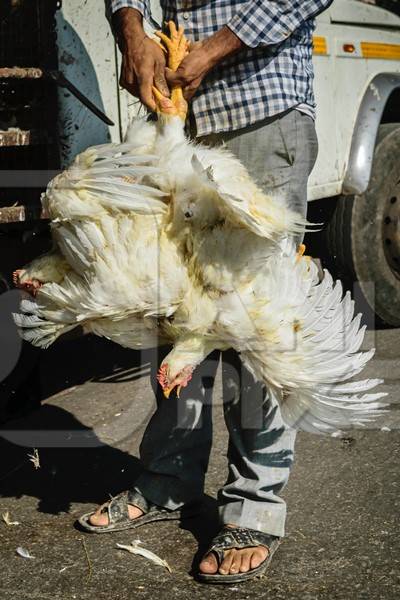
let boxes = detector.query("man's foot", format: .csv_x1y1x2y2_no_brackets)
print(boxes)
78,489,189,533
88,501,144,526
199,524,269,575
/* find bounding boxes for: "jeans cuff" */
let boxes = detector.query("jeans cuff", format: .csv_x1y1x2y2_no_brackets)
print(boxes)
219,499,286,538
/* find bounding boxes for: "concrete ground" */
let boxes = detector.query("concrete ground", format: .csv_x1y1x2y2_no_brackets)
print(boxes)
0,328,399,600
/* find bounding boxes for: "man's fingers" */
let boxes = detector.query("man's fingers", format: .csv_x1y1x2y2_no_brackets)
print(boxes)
121,80,138,97
138,74,156,111
164,65,202,101
183,77,202,101
165,66,186,88
154,63,170,97
119,69,139,98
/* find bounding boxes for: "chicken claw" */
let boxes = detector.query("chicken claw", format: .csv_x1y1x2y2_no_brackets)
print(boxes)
155,21,189,71
153,21,189,119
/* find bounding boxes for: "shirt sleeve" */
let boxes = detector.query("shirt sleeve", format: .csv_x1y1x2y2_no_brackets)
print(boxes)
107,0,152,25
227,0,334,48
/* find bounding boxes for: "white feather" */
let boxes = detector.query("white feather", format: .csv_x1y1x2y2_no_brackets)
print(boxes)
13,115,386,433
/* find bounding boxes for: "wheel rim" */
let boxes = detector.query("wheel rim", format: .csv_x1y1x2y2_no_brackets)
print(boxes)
382,186,400,279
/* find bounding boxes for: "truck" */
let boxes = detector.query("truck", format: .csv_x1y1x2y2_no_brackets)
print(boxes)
1,0,400,329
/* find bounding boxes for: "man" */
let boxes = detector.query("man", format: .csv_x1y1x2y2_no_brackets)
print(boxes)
79,0,332,583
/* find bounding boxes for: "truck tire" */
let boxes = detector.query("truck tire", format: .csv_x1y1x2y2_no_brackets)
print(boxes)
324,124,400,326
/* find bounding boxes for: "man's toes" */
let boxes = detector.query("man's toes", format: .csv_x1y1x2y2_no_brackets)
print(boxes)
239,549,252,572
127,505,144,520
199,544,270,576
88,510,108,526
250,546,268,570
87,501,110,526
219,549,235,575
229,551,241,574
199,552,218,574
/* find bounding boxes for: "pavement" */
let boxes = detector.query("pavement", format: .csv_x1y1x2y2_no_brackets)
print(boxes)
0,328,399,600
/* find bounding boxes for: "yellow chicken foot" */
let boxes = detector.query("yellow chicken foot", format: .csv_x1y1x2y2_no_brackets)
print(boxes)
152,86,187,119
152,86,179,116
156,21,189,71
153,21,189,119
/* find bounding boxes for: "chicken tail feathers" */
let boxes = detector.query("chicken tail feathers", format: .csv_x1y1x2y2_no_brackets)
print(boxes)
279,385,388,435
236,254,388,434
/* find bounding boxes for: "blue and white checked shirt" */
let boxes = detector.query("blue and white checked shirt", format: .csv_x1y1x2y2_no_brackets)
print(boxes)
109,0,333,136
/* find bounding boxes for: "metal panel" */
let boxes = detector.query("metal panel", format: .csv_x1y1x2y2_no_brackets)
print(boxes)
55,2,120,167
308,22,340,201
310,17,400,201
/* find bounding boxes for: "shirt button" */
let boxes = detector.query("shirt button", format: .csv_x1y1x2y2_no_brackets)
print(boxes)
182,12,189,20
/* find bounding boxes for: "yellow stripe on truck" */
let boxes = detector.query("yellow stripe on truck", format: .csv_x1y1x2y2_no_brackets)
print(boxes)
361,42,400,60
313,36,327,55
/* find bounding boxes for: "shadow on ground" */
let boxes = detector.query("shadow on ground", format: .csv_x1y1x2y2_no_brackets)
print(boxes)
0,333,152,422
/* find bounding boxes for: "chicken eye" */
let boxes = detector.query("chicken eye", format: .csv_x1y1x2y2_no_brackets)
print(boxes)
184,209,194,219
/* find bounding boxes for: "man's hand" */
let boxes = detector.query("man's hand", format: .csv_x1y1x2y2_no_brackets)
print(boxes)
113,8,169,111
166,26,244,101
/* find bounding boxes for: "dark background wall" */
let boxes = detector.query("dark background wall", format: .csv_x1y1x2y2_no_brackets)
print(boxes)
363,0,400,15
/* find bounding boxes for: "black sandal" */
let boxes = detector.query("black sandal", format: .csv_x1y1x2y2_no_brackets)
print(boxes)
78,488,199,534
197,526,281,584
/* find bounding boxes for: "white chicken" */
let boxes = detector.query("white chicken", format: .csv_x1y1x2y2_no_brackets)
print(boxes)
13,23,387,433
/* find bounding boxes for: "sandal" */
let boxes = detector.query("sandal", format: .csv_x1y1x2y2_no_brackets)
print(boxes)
197,525,281,584
77,488,200,534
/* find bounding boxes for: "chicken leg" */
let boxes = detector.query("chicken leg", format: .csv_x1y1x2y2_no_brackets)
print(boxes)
153,21,189,119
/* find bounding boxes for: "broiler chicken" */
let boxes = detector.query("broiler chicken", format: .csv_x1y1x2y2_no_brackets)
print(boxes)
13,23,387,433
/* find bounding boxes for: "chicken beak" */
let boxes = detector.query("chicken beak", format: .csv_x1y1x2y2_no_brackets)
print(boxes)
296,243,306,262
163,384,181,399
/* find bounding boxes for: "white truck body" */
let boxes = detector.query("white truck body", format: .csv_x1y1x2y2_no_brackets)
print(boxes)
56,0,400,201
311,0,400,200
